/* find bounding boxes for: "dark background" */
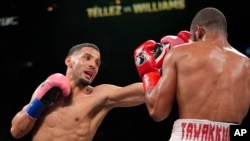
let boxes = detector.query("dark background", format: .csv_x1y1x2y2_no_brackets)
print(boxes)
1,0,249,141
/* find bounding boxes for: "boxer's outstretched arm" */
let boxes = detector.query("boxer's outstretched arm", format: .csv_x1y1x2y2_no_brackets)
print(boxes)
145,48,178,122
95,82,145,108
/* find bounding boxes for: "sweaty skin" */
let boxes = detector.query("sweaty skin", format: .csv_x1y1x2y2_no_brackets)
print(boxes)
145,32,250,123
10,47,145,141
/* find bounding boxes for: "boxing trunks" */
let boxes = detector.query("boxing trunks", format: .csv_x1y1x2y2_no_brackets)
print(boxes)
168,119,237,141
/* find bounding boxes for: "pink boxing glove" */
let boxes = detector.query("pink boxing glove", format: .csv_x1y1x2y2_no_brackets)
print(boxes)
177,30,190,43
151,30,190,70
36,73,70,99
26,73,70,119
160,30,190,50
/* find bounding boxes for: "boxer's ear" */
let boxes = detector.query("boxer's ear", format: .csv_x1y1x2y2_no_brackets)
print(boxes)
65,56,72,67
196,25,205,40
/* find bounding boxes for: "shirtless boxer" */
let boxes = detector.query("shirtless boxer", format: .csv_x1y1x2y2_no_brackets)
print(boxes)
134,7,250,141
10,43,145,141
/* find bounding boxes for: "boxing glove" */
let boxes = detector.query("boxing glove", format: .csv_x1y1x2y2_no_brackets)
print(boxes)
134,40,165,90
26,73,71,119
177,30,190,43
160,30,190,50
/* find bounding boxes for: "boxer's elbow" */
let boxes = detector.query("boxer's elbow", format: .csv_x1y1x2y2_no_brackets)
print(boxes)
10,126,25,139
10,111,35,139
149,108,170,122
149,111,164,122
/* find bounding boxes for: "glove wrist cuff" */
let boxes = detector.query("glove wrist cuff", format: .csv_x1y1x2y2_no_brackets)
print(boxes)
26,98,48,119
142,71,160,91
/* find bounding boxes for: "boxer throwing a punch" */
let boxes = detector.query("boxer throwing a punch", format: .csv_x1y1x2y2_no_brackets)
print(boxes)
134,7,250,141
10,43,145,141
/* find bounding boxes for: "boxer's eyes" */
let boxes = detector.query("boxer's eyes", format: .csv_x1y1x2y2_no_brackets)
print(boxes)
95,60,101,67
81,54,91,60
